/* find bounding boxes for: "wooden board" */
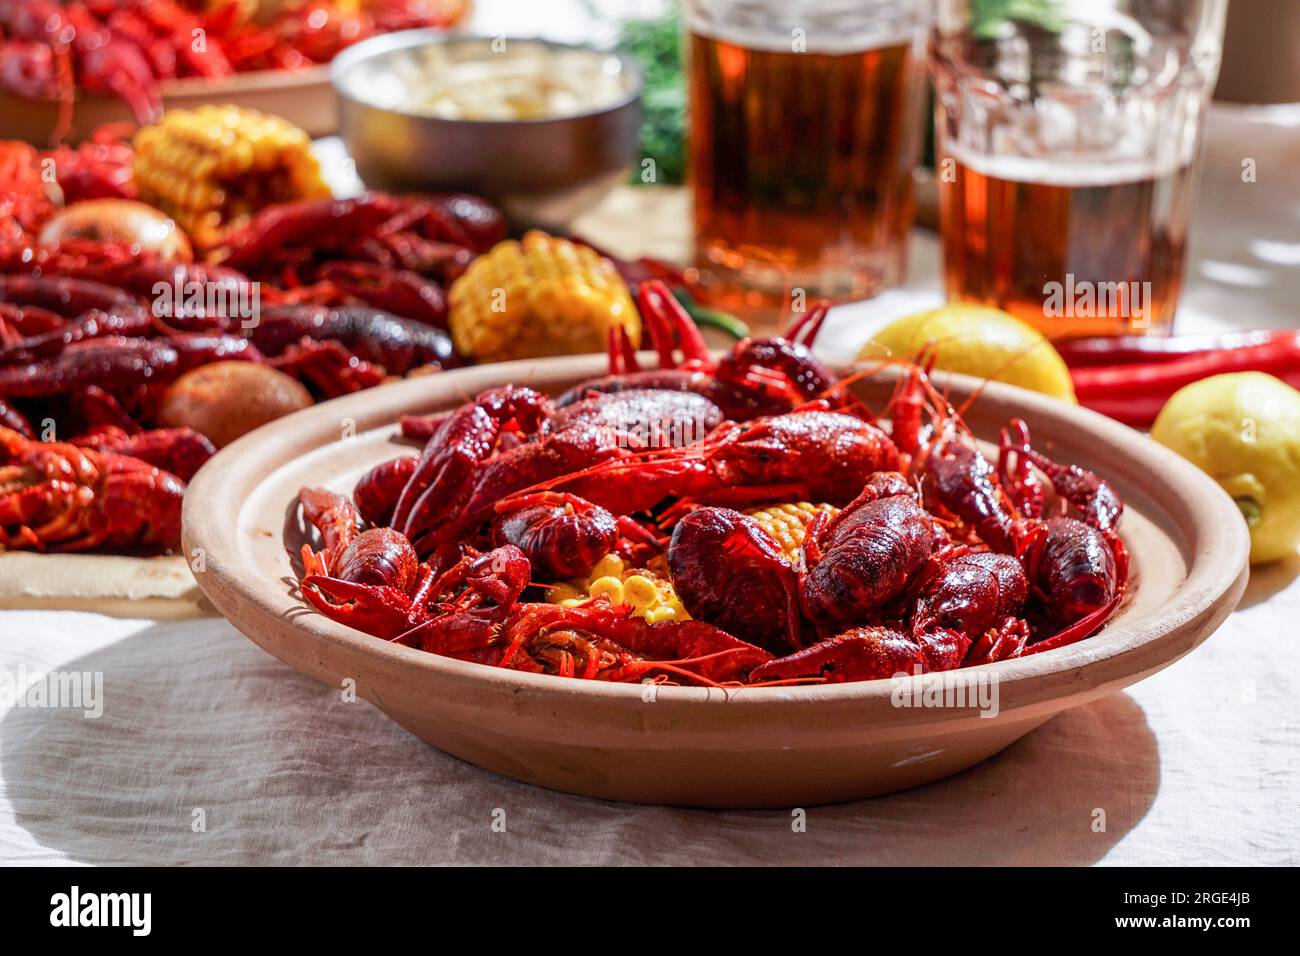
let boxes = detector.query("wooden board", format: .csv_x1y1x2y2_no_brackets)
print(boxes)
0,552,211,618
0,67,336,145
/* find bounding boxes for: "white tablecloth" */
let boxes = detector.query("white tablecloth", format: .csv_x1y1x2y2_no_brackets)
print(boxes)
1,92,1297,865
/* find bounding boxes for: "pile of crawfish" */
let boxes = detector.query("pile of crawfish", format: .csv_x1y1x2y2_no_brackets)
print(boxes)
0,132,505,556
295,281,1131,687
1,1,469,138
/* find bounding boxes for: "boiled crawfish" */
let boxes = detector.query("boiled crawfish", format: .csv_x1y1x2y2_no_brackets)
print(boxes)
290,311,1130,686
0,424,184,553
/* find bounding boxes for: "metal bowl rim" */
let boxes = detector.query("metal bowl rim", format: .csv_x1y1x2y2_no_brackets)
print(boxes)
329,29,645,126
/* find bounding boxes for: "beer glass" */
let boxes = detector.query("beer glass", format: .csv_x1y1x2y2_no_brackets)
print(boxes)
932,0,1228,337
686,0,930,311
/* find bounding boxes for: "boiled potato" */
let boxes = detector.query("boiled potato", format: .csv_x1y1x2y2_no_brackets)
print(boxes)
158,361,311,447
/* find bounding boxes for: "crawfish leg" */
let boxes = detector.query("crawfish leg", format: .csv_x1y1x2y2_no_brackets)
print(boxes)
0,399,33,438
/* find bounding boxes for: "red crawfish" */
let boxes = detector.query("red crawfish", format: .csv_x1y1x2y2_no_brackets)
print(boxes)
748,627,965,685
557,279,863,422
247,304,456,397
381,390,722,572
887,367,1035,556
544,388,724,450
0,399,31,438
668,474,947,666
298,487,431,639
748,551,1033,684
745,473,1032,683
353,454,418,527
912,551,1031,666
398,386,725,451
315,261,447,328
391,544,534,660
998,419,1129,653
797,473,937,631
890,373,1129,654
489,491,620,581
388,384,556,545
0,335,263,422
1021,517,1128,656
0,274,141,319
485,602,773,685
303,532,531,652
3,244,250,320
667,506,801,654
0,425,184,553
71,424,215,482
547,408,901,517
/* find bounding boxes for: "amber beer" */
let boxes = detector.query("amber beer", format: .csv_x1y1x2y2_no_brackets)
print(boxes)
689,30,924,309
940,154,1195,337
930,0,1227,339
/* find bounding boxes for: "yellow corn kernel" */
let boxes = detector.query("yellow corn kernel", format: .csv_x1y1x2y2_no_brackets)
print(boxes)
448,230,639,363
545,555,690,623
622,574,658,609
589,553,624,581
588,576,625,605
745,502,840,564
645,605,678,625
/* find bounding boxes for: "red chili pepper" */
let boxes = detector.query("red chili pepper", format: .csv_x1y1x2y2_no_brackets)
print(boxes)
1070,333,1300,428
1056,329,1295,367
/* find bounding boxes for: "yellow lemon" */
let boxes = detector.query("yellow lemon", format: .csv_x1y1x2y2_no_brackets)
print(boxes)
860,303,1077,403
1151,372,1300,564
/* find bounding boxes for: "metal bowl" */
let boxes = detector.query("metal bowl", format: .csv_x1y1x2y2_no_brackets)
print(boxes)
330,31,644,229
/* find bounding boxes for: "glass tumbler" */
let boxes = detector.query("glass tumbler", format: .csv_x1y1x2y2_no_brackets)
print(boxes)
931,0,1228,337
686,0,930,312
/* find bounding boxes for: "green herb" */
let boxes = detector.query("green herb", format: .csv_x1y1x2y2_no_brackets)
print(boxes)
672,288,750,340
970,0,1066,39
617,7,687,186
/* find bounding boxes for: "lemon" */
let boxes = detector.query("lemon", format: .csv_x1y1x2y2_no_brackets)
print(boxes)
1151,372,1300,564
860,303,1077,403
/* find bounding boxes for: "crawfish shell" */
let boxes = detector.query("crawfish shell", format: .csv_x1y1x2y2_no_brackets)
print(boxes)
802,496,933,628
668,507,797,653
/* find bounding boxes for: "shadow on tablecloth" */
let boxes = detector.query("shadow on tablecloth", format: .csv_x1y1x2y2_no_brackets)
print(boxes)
1237,553,1299,611
1,620,1158,865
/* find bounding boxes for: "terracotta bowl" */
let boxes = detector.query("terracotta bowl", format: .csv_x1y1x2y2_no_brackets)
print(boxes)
183,356,1250,807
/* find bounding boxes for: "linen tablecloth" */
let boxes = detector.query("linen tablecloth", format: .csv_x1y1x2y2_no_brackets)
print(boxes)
1,92,1297,865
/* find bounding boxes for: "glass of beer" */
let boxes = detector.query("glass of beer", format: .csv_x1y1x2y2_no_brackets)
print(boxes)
931,0,1228,337
686,0,930,312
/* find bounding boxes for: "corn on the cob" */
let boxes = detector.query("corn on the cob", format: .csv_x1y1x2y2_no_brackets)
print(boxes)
449,230,640,363
132,105,330,249
545,552,688,624
746,502,840,564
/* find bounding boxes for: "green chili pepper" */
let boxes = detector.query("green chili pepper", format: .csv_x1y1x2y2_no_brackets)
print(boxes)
671,289,750,340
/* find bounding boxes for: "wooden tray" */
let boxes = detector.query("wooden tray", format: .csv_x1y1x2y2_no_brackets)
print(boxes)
182,357,1250,806
0,552,210,618
0,66,336,145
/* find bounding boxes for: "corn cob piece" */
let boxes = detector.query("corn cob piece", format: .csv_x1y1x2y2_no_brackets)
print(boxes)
545,553,689,624
132,105,330,249
745,502,840,564
449,230,640,363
